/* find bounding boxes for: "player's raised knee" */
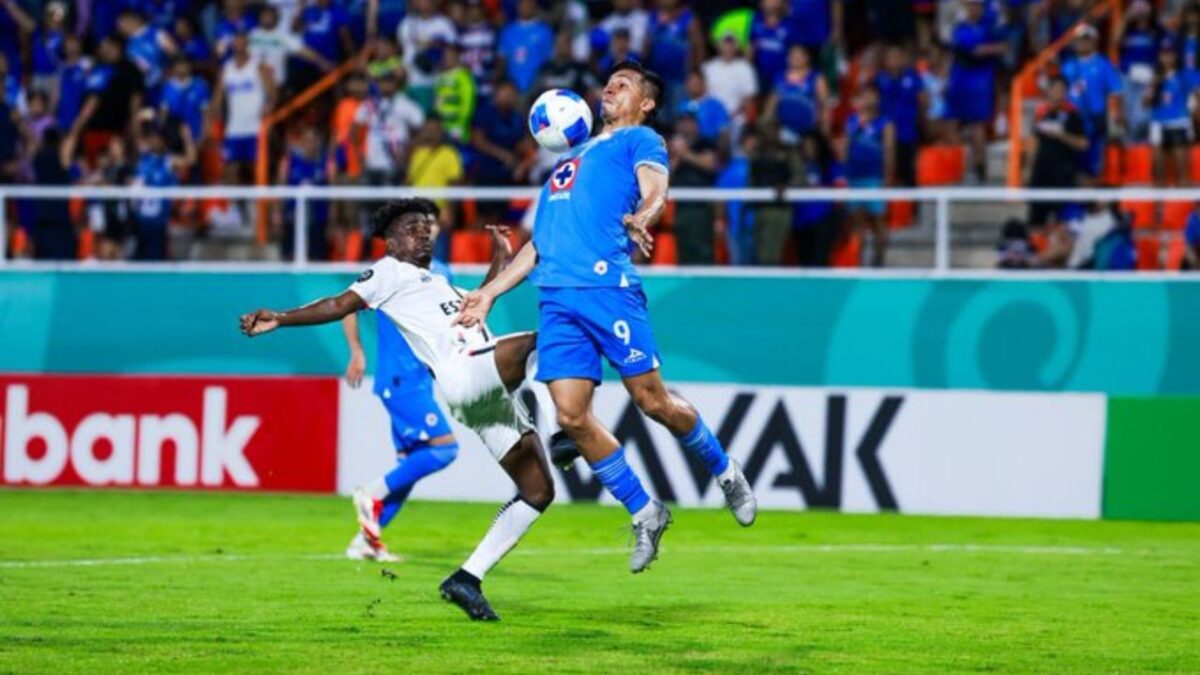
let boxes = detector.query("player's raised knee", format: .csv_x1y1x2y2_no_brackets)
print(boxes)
555,407,590,435
521,481,555,511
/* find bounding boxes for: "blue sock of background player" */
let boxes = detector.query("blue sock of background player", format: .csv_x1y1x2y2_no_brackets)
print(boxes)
365,443,459,520
591,448,651,515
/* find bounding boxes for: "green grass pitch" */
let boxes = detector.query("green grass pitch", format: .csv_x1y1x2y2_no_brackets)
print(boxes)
1,489,1197,673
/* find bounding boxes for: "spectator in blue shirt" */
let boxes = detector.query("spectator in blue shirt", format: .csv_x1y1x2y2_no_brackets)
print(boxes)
298,0,354,63
677,70,730,143
789,0,842,62
31,2,68,96
131,120,193,261
54,34,89,132
839,84,894,267
1117,0,1166,142
1146,39,1194,186
277,125,335,262
215,0,257,62
948,0,1005,183
748,0,797,95
471,80,533,223
1061,24,1123,181
764,44,828,143
876,43,925,188
596,27,641,74
159,59,211,149
497,0,554,95
645,0,704,122
173,16,212,73
118,9,178,105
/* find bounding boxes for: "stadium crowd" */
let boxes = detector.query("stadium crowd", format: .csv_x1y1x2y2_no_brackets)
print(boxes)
1,0,1199,269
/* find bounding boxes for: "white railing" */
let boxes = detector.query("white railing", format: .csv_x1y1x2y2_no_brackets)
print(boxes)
2,185,1199,271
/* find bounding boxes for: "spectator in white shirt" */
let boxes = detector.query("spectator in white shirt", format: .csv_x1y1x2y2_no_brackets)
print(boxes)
702,33,759,119
397,0,457,111
249,5,313,86
599,0,650,55
355,71,425,184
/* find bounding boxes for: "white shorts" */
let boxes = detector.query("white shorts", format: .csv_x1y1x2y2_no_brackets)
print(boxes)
436,344,534,461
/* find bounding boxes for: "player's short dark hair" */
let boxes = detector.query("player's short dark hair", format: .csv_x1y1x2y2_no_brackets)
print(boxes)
371,198,440,239
607,60,664,124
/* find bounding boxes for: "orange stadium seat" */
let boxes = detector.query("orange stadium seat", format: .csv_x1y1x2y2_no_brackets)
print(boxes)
887,201,915,229
1190,146,1200,183
1163,201,1193,231
10,226,27,257
1166,234,1187,270
1120,200,1155,229
343,229,364,261
651,231,677,265
1136,236,1161,270
917,145,965,186
1100,146,1123,186
77,229,94,259
1121,145,1153,185
450,230,492,263
461,199,478,228
830,231,862,267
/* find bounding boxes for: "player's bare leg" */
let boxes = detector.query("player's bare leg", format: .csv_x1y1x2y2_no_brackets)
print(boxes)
549,378,671,573
623,370,757,526
441,431,555,621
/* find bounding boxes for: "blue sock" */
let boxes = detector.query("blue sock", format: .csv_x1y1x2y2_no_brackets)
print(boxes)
383,442,458,499
379,486,412,528
591,449,651,515
678,417,730,476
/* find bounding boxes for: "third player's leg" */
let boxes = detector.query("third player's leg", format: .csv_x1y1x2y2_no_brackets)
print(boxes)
498,431,555,510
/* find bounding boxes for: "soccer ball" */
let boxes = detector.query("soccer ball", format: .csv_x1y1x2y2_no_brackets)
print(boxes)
528,89,593,153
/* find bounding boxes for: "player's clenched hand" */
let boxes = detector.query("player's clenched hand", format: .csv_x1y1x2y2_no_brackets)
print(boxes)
344,350,366,388
239,309,279,337
454,290,494,327
623,213,655,257
486,224,512,258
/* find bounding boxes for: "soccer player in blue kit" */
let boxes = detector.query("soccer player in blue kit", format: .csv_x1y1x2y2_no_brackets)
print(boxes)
457,61,757,573
340,225,514,562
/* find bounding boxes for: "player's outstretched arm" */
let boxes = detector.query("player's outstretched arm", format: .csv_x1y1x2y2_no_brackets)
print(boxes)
455,240,537,328
623,165,669,257
341,312,366,388
482,224,514,286
240,290,367,337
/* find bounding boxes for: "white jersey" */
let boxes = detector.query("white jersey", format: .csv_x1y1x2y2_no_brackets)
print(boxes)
222,58,266,139
348,256,532,461
349,257,491,381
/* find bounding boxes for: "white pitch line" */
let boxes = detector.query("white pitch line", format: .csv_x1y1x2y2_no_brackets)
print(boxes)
0,544,1137,569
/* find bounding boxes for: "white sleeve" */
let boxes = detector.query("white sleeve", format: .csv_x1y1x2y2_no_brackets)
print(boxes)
348,260,402,308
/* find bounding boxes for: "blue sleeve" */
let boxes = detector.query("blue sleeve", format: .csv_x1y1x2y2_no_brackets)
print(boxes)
951,25,978,51
498,26,513,58
627,126,668,174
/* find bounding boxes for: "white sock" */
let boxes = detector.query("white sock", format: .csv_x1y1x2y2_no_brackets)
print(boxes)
632,500,659,523
365,478,388,501
462,498,542,580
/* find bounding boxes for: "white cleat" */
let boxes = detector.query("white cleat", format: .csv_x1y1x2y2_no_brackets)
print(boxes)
630,501,672,573
717,459,757,527
352,487,382,543
346,532,403,563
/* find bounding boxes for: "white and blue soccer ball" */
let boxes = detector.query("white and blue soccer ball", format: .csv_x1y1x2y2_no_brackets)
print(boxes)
528,89,593,154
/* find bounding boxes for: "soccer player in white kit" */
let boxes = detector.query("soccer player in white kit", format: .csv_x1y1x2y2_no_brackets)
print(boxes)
239,198,554,621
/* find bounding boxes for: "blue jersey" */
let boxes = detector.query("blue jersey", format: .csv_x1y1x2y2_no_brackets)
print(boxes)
531,125,668,289
876,68,924,144
749,14,795,92
677,95,730,140
498,19,555,93
161,77,211,140
285,150,331,224
845,112,888,179
57,61,90,131
1150,71,1192,123
1119,27,1161,73
372,259,450,397
134,153,177,225
1186,212,1200,248
950,19,1000,88
647,9,694,83
128,26,168,91
301,4,349,60
1061,53,1123,118
215,14,256,59
32,29,64,76
789,0,835,47
774,70,820,135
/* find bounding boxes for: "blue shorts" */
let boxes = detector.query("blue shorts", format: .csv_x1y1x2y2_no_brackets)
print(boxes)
536,286,662,384
379,386,453,453
223,136,257,163
947,83,994,124
848,177,885,216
